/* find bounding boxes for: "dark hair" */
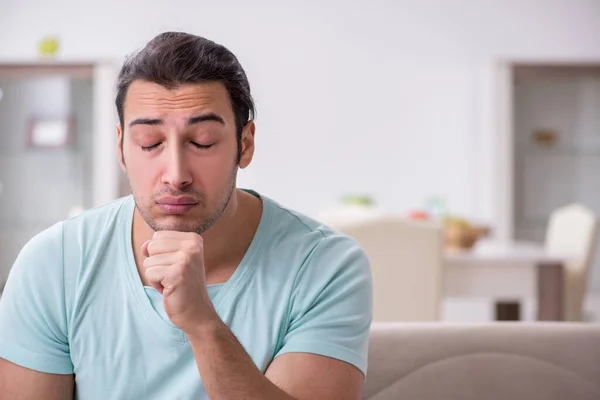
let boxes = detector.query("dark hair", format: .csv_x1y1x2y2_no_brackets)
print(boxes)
115,32,255,162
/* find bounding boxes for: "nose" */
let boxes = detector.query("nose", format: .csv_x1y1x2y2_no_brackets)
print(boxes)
161,143,193,189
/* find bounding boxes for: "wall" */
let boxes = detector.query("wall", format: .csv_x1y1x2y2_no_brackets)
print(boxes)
1,1,600,238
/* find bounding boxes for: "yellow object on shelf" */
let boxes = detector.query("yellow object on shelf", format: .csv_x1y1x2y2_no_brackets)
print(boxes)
38,35,60,57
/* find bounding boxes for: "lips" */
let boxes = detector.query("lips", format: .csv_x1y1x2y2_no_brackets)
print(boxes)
156,197,199,214
156,196,198,205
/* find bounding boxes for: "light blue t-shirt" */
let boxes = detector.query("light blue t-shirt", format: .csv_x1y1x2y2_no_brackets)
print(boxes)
0,192,372,399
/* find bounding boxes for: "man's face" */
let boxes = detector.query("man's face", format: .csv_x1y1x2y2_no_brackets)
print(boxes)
118,80,254,234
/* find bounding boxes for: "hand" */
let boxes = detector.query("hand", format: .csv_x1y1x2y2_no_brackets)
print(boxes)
142,231,217,333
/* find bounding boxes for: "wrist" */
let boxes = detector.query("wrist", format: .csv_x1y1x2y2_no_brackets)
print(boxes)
185,311,224,341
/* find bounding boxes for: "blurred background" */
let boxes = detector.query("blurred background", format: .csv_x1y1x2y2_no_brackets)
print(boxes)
1,0,600,323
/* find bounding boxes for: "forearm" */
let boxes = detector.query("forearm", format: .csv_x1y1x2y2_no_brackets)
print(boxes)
187,318,294,400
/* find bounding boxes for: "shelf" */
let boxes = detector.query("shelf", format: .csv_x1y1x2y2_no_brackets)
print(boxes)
0,62,95,79
515,145,600,158
0,217,64,227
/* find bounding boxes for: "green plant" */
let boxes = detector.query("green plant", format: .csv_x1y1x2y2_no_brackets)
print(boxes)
340,194,375,206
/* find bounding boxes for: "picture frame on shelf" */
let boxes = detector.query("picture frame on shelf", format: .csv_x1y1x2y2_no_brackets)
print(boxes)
26,116,73,149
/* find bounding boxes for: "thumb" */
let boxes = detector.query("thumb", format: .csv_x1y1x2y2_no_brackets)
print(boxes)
142,240,151,258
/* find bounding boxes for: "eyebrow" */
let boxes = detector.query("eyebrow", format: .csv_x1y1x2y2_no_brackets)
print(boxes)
128,113,225,128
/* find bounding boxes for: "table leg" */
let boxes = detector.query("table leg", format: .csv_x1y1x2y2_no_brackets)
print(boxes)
537,262,564,321
495,301,521,321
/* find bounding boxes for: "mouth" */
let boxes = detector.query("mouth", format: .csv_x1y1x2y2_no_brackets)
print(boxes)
156,196,199,215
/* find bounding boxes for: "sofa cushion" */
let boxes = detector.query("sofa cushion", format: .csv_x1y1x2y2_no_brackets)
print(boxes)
364,323,600,400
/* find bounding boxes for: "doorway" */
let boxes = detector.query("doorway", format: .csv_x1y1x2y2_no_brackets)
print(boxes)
511,64,600,318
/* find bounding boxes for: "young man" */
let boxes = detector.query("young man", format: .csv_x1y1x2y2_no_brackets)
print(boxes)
0,32,372,400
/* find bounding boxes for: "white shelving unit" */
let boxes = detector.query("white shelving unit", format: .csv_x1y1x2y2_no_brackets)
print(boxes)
0,60,119,288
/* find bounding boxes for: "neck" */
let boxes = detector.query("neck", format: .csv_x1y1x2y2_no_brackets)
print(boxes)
132,189,262,282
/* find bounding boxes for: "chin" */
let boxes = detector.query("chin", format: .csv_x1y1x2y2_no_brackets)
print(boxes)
151,213,218,235
153,216,199,231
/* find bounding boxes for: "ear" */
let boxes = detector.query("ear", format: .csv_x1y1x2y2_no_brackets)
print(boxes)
117,123,126,171
238,120,255,169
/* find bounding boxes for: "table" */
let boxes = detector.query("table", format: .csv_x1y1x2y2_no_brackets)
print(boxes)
444,241,574,321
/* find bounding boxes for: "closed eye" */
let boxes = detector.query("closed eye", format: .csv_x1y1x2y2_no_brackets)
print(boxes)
191,142,214,150
141,143,161,152
140,142,213,151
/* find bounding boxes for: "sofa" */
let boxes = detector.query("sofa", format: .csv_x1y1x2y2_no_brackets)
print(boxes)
363,323,600,400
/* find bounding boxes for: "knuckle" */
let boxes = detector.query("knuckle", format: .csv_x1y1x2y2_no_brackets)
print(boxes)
147,241,156,254
144,266,155,279
185,240,201,254
178,251,191,266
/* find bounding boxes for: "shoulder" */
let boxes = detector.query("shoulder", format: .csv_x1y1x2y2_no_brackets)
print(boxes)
10,196,131,279
57,195,132,259
61,195,132,236
14,220,65,271
260,194,371,285
261,193,352,245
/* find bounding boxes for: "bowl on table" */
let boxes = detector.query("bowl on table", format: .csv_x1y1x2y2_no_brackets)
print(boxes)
443,218,490,251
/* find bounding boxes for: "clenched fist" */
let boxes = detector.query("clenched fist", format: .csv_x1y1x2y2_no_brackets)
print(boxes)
142,231,217,333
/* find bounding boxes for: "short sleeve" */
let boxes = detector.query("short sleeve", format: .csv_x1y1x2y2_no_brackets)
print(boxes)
275,234,373,376
0,222,73,374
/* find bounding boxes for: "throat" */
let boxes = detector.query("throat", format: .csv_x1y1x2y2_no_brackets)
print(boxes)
205,264,239,286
